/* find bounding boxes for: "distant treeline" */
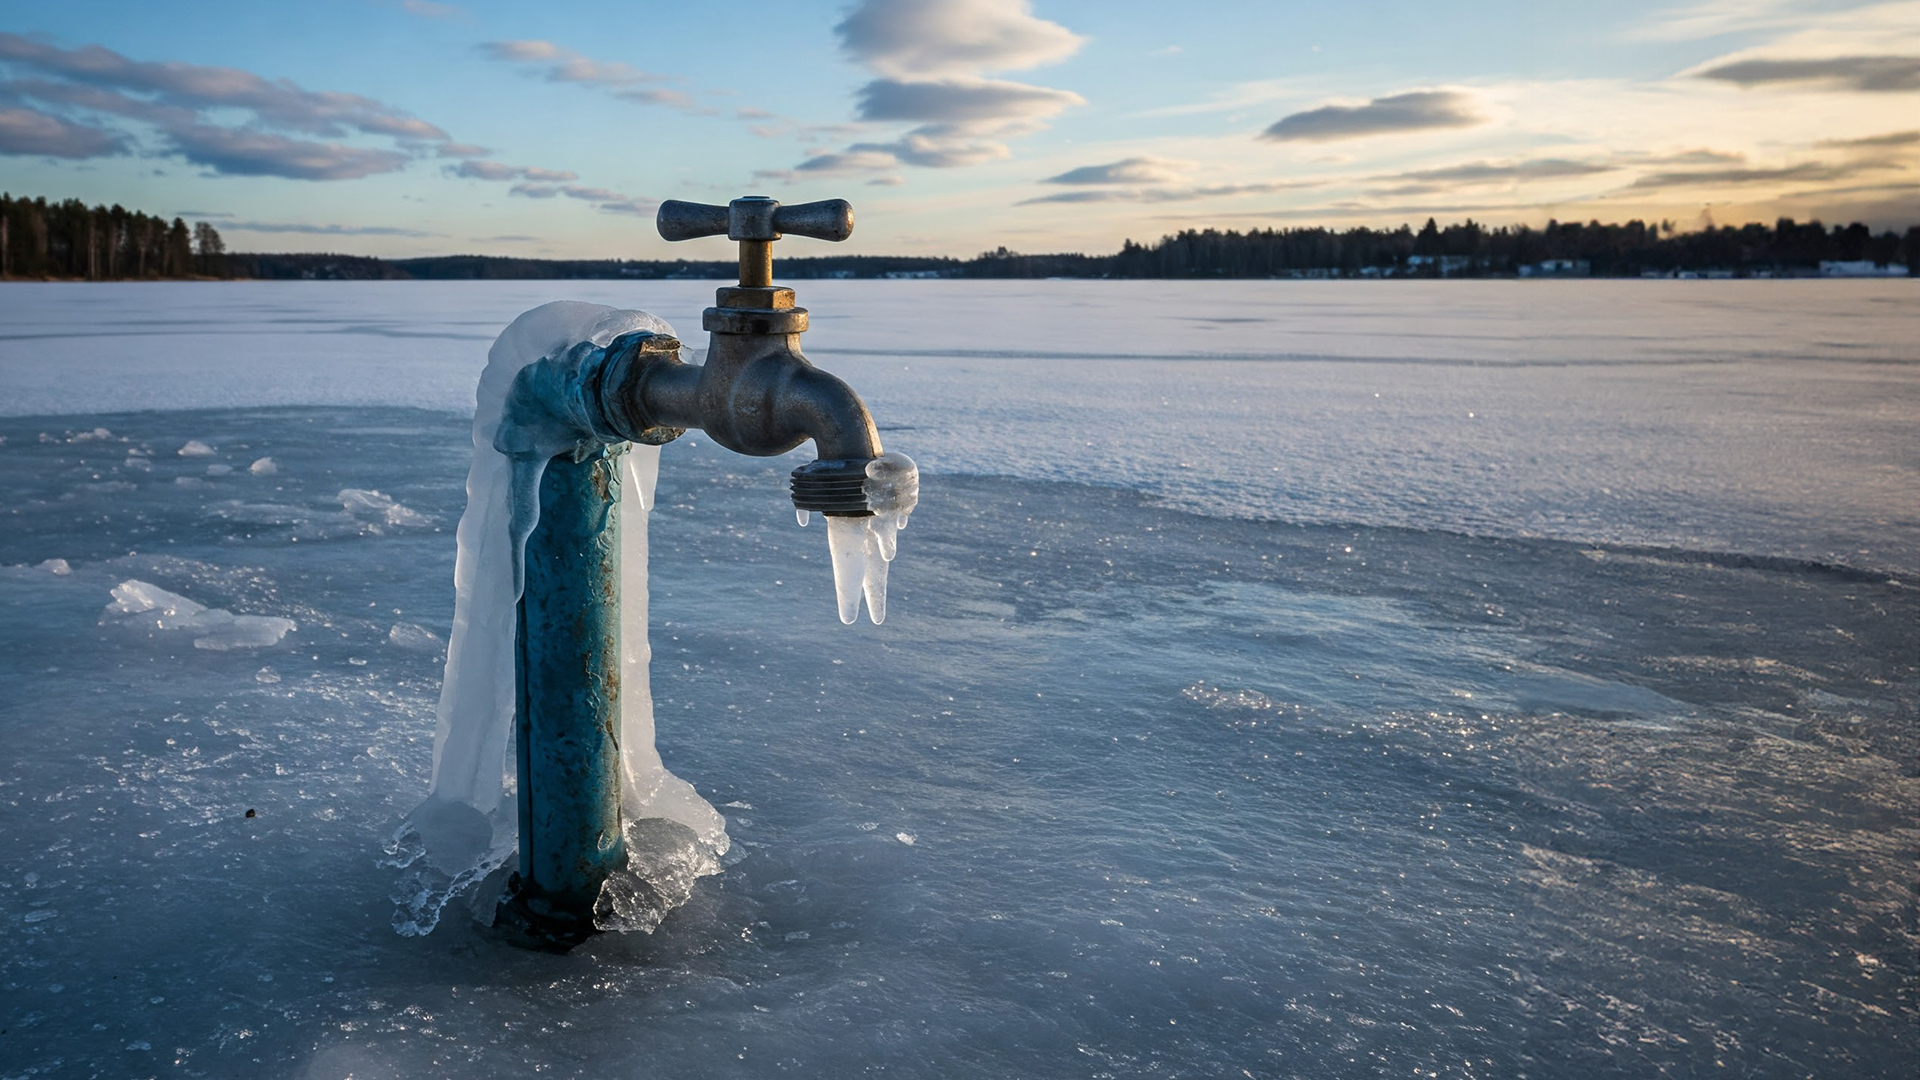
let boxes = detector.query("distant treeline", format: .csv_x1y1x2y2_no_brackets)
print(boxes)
5,191,1914,281
215,217,1920,281
1,193,226,279
219,252,963,282
997,218,1920,279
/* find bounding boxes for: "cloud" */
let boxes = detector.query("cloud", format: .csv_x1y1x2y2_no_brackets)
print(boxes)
451,159,519,181
1632,148,1747,165
451,159,577,182
835,0,1083,78
1372,158,1619,195
854,76,1082,124
789,150,903,175
1018,181,1319,205
860,132,1015,168
168,125,410,179
224,220,439,237
0,32,463,179
1044,156,1197,185
0,104,126,157
1261,90,1482,142
479,40,564,63
434,141,490,157
509,182,655,215
1627,159,1900,189
0,33,450,142
1694,54,1920,92
868,175,906,186
787,0,1086,177
401,0,464,18
1818,129,1920,148
1626,0,1815,42
479,39,718,115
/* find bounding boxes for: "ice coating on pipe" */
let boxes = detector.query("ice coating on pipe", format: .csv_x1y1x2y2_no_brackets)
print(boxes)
390,301,726,937
820,452,918,625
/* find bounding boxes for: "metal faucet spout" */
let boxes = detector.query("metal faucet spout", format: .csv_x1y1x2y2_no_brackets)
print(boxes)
591,333,881,463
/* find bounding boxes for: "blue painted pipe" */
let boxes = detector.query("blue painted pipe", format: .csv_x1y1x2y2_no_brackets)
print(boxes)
497,444,627,948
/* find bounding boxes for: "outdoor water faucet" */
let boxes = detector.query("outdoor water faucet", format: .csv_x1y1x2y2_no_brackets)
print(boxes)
489,194,915,948
584,195,886,516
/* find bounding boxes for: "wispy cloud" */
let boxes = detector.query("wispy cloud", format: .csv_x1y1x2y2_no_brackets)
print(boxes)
1043,156,1197,185
835,0,1083,77
400,0,464,18
0,104,126,157
449,159,577,182
509,181,655,215
1627,159,1901,188
1818,129,1920,148
0,32,458,178
1371,157,1618,195
478,39,716,115
1625,0,1816,42
1630,148,1747,165
1018,180,1319,205
169,126,411,180
1694,54,1920,92
224,220,440,237
788,0,1086,177
1261,91,1482,142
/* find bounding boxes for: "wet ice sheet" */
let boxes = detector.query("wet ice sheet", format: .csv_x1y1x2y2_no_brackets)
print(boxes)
0,407,1912,1079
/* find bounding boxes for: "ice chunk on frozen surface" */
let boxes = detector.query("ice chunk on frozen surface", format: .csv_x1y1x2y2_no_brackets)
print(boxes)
103,579,295,650
206,463,232,477
386,622,444,655
38,558,71,576
248,456,277,476
177,439,215,457
339,488,430,528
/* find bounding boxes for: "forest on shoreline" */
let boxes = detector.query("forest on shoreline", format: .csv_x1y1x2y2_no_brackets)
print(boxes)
4,191,1915,281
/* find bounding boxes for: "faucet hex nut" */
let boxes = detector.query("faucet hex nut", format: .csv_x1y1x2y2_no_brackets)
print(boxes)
703,307,808,336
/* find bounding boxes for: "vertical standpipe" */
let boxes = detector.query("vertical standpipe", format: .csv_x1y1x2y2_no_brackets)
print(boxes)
503,444,628,947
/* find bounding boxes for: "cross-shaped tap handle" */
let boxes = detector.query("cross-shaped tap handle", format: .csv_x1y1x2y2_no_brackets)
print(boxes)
657,196,854,288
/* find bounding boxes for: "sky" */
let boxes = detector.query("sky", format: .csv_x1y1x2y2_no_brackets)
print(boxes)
1,0,1915,259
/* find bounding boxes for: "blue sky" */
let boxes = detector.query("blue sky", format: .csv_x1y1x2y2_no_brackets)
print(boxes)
2,0,1914,258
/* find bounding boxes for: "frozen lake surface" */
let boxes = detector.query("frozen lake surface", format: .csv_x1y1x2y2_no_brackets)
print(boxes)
0,281,1914,1078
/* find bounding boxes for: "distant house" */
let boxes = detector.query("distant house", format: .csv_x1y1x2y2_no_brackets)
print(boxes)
1819,260,1909,278
1518,259,1590,278
1406,254,1474,276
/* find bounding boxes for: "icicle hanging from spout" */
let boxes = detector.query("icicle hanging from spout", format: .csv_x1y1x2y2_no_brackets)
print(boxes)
817,452,918,625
